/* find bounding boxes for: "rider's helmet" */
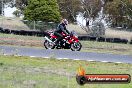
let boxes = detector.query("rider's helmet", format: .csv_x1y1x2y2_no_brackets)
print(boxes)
62,19,68,25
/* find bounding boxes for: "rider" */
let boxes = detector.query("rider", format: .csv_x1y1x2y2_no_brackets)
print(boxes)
54,19,70,44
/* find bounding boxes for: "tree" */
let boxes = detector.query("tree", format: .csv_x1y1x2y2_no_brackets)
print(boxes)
79,0,103,36
57,0,82,22
13,10,22,17
0,1,2,15
24,0,61,22
15,0,28,13
104,0,132,29
80,0,102,21
0,0,14,15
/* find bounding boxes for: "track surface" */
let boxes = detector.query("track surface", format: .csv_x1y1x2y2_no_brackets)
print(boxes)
0,45,132,64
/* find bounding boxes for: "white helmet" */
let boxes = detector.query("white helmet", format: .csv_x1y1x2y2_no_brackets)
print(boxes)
63,19,68,25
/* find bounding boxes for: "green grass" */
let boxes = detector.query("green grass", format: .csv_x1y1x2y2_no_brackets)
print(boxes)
0,33,132,55
81,41,132,55
0,55,131,88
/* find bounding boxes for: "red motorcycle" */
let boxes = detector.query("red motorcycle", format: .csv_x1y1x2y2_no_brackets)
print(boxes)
44,31,82,51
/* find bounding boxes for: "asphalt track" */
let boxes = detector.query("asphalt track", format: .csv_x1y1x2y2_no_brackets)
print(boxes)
0,45,132,64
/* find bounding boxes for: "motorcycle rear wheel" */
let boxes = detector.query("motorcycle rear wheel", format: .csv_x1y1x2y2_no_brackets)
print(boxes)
44,40,55,49
71,42,82,51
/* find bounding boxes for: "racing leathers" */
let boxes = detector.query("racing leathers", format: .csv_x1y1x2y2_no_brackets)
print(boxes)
54,23,70,44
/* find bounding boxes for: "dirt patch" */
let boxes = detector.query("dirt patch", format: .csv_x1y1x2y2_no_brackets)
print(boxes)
0,38,43,47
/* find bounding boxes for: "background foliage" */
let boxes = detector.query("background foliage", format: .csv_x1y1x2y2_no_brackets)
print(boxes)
104,0,132,29
24,0,61,22
0,0,132,29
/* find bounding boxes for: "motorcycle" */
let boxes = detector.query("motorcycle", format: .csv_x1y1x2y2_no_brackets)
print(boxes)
44,31,82,51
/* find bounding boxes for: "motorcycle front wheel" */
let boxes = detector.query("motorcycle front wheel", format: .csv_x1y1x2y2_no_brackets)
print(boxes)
71,42,82,51
44,40,55,49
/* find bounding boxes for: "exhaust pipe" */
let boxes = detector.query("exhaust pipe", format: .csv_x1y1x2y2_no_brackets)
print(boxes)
44,36,55,44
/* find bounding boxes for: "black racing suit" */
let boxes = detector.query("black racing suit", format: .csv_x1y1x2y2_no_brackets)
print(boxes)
54,23,70,44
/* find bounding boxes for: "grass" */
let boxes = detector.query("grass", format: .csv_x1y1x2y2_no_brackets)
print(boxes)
0,33,42,40
105,28,132,41
81,41,132,55
0,33,43,47
0,55,131,88
0,16,30,30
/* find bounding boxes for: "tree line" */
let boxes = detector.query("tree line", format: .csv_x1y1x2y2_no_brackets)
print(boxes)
0,0,132,29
